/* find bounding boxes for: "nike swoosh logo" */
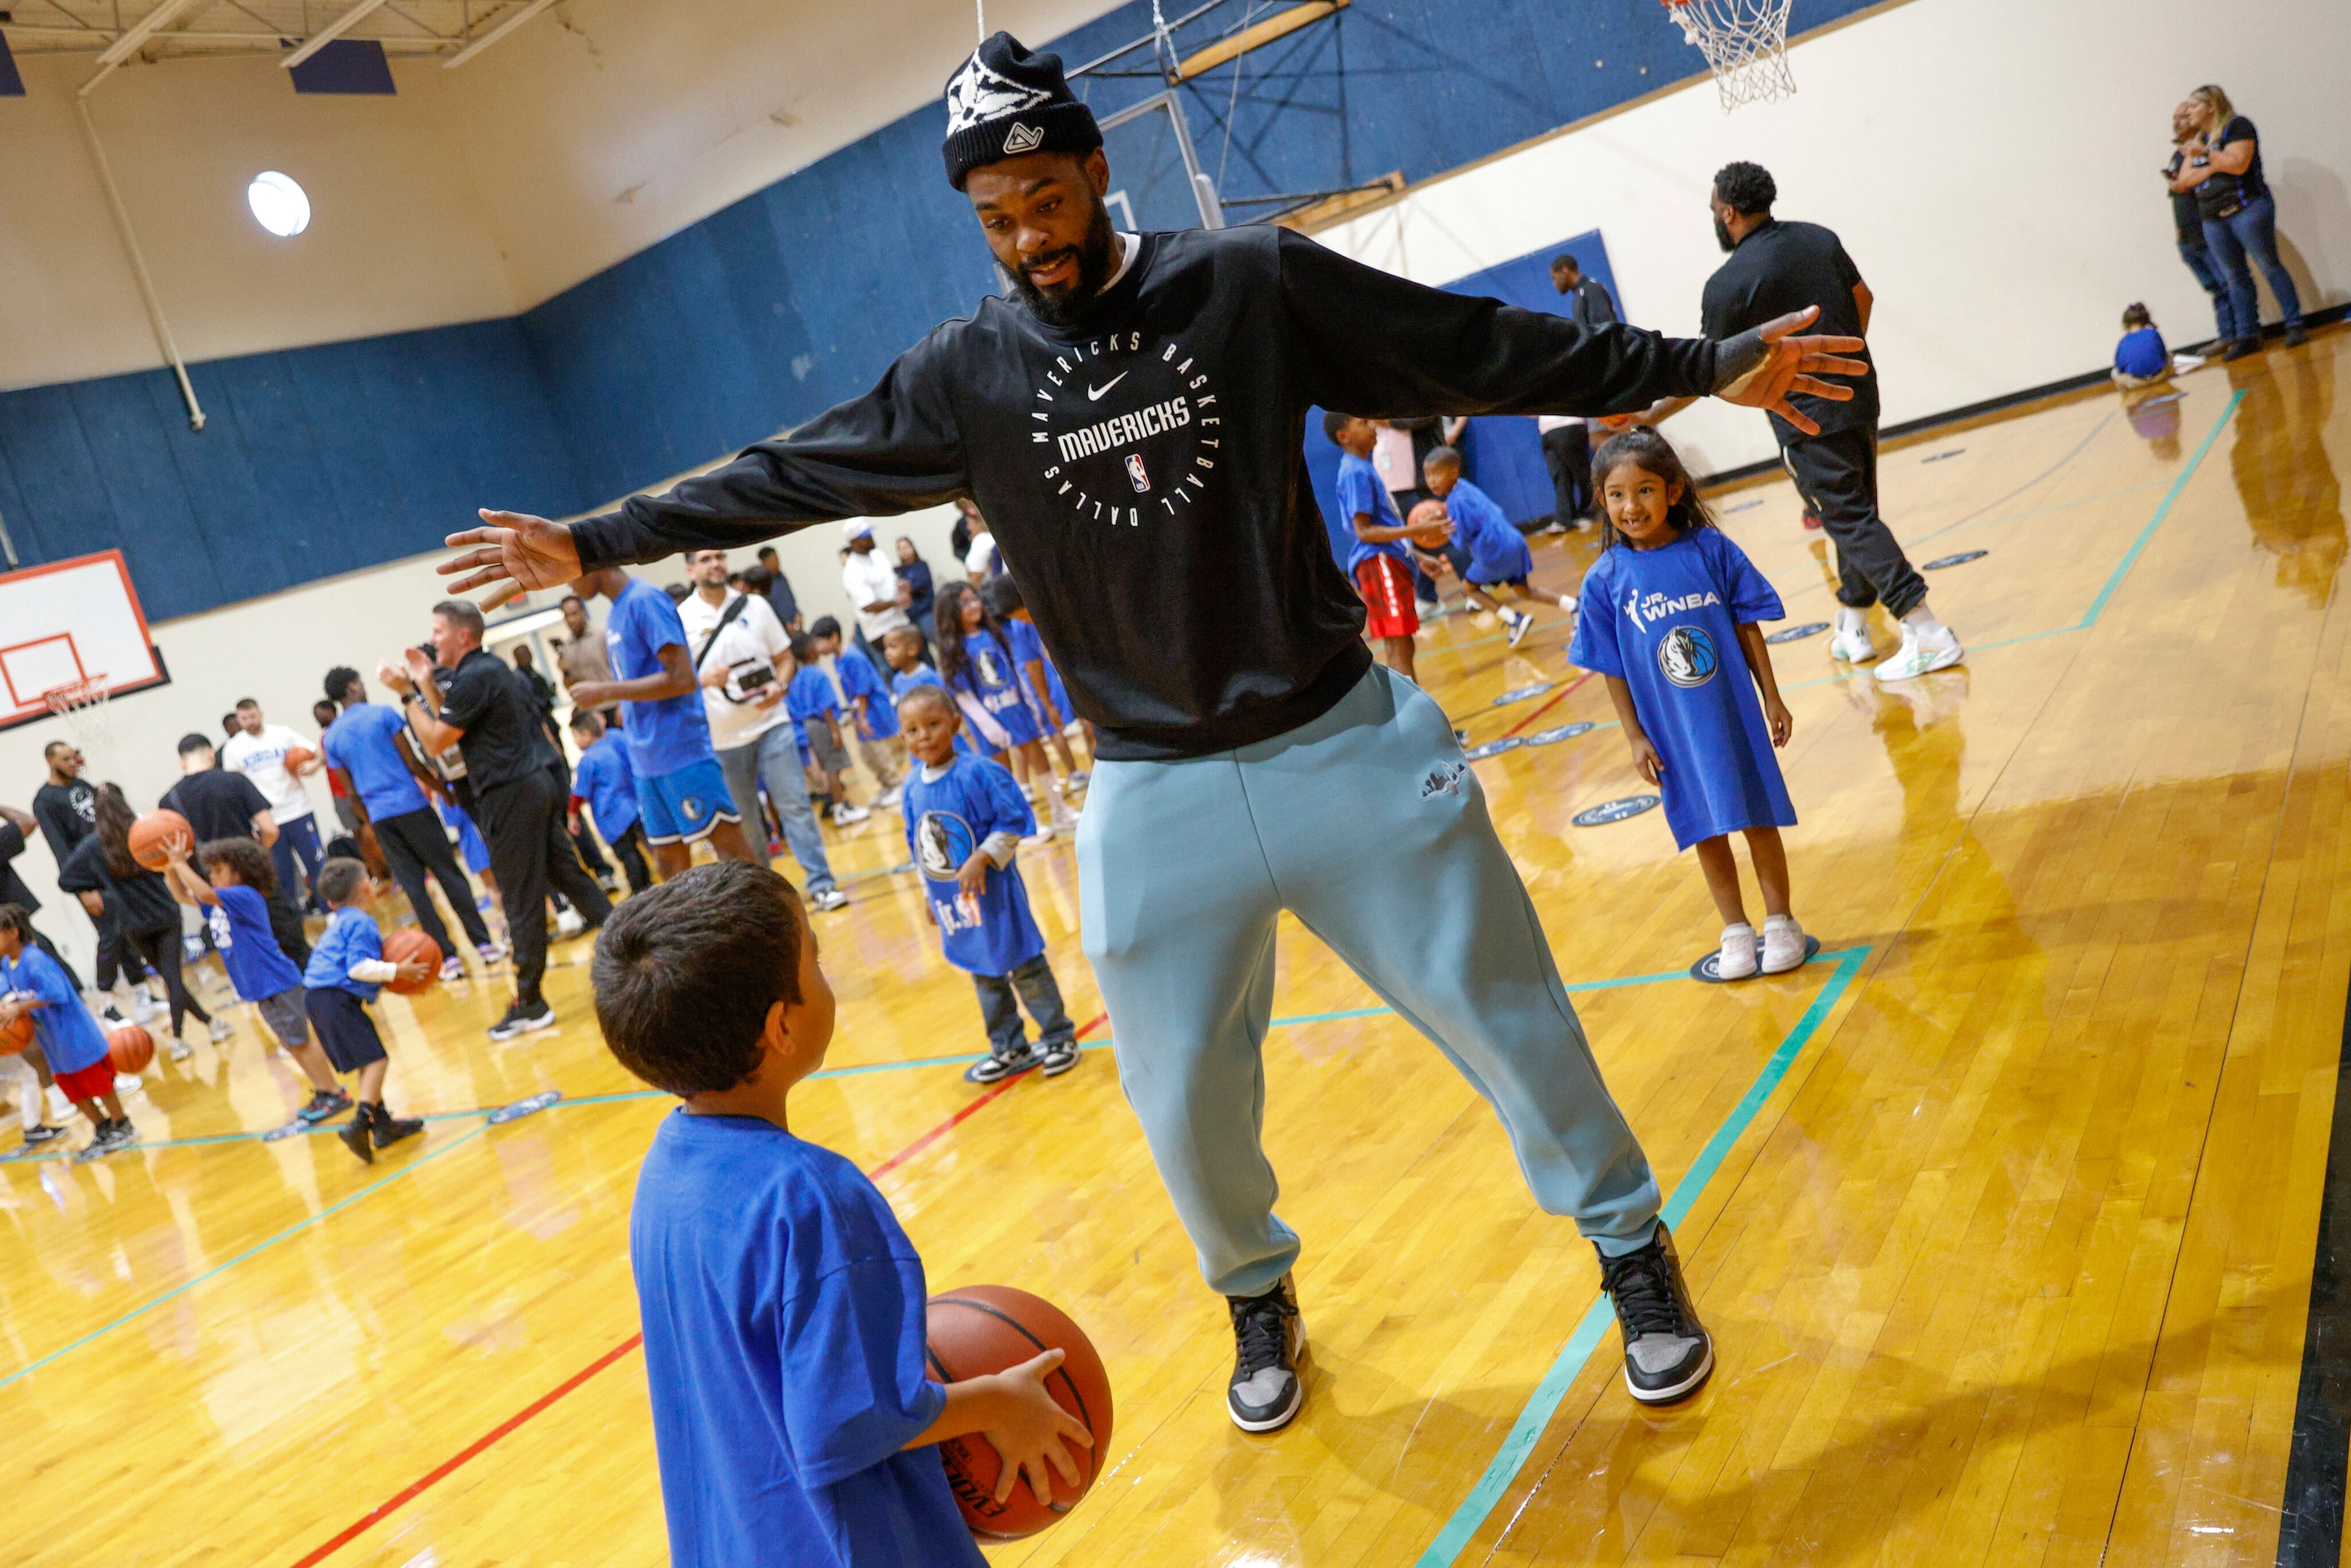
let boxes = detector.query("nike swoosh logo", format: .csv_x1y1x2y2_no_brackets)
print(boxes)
1087,372,1130,401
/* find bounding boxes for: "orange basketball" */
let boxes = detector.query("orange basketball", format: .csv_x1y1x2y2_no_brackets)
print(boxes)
925,1285,1113,1540
1406,498,1453,545
1,1009,33,1055
129,810,193,872
382,929,441,994
109,1024,154,1075
285,744,318,776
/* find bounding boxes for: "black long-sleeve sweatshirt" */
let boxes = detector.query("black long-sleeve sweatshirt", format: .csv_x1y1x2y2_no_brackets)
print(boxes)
574,225,1722,761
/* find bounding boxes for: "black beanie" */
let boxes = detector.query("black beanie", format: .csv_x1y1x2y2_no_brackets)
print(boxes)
941,33,1102,190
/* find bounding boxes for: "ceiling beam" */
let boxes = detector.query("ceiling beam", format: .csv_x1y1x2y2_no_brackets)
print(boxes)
1174,0,1347,83
442,0,558,69
90,0,207,70
280,0,397,68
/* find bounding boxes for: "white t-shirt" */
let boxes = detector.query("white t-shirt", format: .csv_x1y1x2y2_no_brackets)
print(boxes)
675,589,794,751
841,548,911,640
963,533,1000,581
1537,415,1588,433
1371,424,1419,493
220,724,316,823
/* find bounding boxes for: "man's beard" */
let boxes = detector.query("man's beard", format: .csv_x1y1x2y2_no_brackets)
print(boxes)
1714,215,1736,253
1006,196,1120,328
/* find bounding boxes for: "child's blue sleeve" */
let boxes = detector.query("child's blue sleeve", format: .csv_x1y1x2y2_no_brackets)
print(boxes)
1568,564,1625,677
775,1234,948,1486
978,761,1039,841
1337,465,1376,523
1707,532,1785,623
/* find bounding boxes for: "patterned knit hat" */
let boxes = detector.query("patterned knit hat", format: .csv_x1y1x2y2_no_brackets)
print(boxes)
940,33,1102,190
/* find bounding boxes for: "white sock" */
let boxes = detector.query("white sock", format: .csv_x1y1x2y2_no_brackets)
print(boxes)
1764,912,1797,929
1900,604,1949,639
1835,607,1869,635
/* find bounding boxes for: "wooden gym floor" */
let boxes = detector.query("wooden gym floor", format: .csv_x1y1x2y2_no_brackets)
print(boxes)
4,327,2348,1565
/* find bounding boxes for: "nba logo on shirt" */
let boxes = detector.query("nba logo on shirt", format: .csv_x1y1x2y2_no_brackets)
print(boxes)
1125,453,1150,493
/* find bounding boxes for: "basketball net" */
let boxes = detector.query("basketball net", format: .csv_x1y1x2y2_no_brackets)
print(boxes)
1663,0,1796,110
43,674,115,773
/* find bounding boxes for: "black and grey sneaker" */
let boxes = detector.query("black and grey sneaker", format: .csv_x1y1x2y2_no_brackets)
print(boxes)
487,1000,557,1042
1037,1039,1080,1076
297,1088,355,1124
98,1117,139,1153
372,1105,425,1150
963,1044,1038,1085
21,1121,66,1149
1225,1274,1306,1432
1597,1223,1714,1404
339,1104,378,1165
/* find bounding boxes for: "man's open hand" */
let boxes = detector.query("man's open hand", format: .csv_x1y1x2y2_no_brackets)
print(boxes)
441,511,584,608
1715,306,1871,437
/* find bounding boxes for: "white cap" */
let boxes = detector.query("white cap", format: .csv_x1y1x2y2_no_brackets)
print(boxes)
842,519,873,539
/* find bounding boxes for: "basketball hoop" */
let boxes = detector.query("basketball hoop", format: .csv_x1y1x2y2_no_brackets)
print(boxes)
1662,0,1796,110
43,674,114,766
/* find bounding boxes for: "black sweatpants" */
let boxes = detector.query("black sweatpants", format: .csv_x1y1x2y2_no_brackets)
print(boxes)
1542,424,1593,525
608,821,655,896
119,923,210,1040
1779,426,1928,618
474,766,611,1009
373,806,494,957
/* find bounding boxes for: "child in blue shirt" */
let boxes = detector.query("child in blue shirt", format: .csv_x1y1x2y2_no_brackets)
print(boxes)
806,617,907,802
937,580,1075,841
785,635,870,825
882,628,978,760
301,857,431,1162
2112,302,2171,388
1421,446,1576,649
0,903,134,1155
980,573,1092,795
896,684,1081,1084
1324,412,1442,683
594,858,1090,1566
1570,428,1803,981
159,835,355,1126
568,709,654,895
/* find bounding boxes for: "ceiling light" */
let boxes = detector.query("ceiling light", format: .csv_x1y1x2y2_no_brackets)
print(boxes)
247,171,311,238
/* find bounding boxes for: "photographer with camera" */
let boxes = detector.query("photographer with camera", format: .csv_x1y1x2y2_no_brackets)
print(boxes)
675,549,847,911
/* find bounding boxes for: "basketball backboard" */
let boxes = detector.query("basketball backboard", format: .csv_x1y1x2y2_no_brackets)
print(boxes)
0,550,168,732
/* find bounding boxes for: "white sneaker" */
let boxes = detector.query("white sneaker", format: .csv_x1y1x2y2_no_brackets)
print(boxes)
114,1072,145,1096
833,804,872,826
555,908,587,938
478,940,508,965
1874,629,1965,682
208,1015,235,1044
439,954,466,983
876,787,904,812
1503,608,1534,647
1828,624,1878,663
1064,768,1092,792
131,992,160,1024
1716,923,1759,981
166,1035,193,1062
807,888,849,913
1761,916,1807,974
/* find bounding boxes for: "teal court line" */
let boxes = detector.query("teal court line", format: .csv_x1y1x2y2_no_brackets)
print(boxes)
1414,943,1872,1567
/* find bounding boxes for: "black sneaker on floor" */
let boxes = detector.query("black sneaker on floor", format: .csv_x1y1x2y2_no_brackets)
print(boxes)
372,1106,425,1150
1597,1222,1714,1404
1226,1274,1306,1432
98,1117,139,1154
1037,1039,1080,1076
297,1088,355,1124
963,1044,1038,1085
339,1106,377,1165
487,1000,557,1042
22,1121,66,1149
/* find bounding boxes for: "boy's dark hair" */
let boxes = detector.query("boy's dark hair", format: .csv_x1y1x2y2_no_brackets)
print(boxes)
325,665,362,705
2122,301,2153,330
569,706,604,735
178,732,215,756
198,837,278,898
591,861,805,1095
1423,444,1463,473
739,564,775,593
808,615,843,640
664,582,692,604
1321,409,1358,443
316,857,369,906
980,572,1025,619
1590,427,1720,549
788,631,817,665
896,681,957,722
1712,160,1777,215
0,903,32,940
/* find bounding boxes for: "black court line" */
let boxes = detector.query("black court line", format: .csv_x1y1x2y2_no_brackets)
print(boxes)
2277,972,2351,1566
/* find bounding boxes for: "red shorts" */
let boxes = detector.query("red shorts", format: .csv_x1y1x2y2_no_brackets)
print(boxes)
1356,554,1419,640
53,1058,116,1103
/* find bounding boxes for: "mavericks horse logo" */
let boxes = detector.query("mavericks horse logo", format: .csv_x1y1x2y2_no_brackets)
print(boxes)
914,810,978,883
1656,625,1719,689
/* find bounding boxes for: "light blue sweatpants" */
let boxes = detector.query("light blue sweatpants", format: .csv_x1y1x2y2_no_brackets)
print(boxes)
1078,663,1661,1298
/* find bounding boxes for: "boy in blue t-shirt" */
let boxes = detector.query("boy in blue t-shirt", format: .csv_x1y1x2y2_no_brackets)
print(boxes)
895,685,1081,1085
785,634,869,825
595,859,1090,1567
882,628,977,759
301,857,431,1162
567,709,654,895
806,617,906,802
2112,302,2171,388
1324,411,1441,682
159,835,355,1126
1421,446,1577,649
0,903,134,1156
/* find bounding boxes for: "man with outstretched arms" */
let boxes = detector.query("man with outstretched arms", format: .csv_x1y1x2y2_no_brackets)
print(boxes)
442,33,1865,1434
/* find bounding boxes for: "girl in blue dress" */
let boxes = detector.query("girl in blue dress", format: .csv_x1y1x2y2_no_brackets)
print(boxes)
1568,428,1803,979
934,580,1074,838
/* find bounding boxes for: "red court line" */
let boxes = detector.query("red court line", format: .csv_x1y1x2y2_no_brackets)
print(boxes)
284,1014,1105,1566
1501,670,1595,737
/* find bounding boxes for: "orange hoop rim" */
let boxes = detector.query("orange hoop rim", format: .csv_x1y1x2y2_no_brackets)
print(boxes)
42,674,112,715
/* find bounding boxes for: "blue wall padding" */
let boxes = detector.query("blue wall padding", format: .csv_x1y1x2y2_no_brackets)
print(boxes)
0,0,1873,620
289,39,396,95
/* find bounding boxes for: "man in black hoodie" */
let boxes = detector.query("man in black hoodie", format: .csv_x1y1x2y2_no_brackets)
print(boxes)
442,33,1865,1434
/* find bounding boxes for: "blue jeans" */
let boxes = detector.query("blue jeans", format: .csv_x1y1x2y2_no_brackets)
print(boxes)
2203,193,2302,339
716,723,837,895
1079,663,1659,1296
270,813,325,907
2177,235,2234,343
974,953,1075,1055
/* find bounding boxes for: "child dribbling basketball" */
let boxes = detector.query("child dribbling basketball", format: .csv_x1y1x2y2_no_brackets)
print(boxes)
897,685,1081,1083
1569,428,1806,979
594,859,1090,1565
303,857,430,1162
0,903,133,1155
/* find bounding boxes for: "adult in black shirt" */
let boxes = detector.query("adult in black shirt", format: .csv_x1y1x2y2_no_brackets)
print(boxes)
1541,254,1620,528
440,33,1863,1429
2177,83,2305,358
32,740,152,1001
385,599,609,1040
751,547,801,631
62,784,215,1053
2162,101,2232,350
163,733,310,966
